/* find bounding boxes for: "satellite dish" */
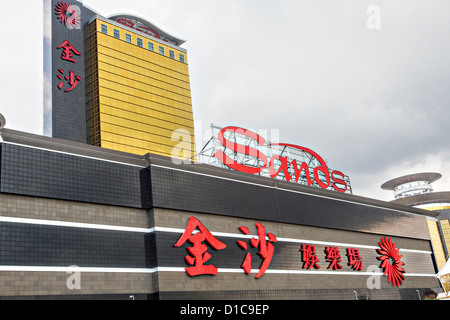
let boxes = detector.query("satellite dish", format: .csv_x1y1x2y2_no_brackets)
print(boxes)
0,113,5,129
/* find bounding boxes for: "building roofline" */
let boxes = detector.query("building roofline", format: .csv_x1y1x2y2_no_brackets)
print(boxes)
108,13,186,46
0,128,439,219
0,128,147,168
381,172,442,190
88,15,187,53
389,191,450,207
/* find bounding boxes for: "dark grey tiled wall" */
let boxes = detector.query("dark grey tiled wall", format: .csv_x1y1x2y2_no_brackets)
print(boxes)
149,165,431,240
0,143,145,208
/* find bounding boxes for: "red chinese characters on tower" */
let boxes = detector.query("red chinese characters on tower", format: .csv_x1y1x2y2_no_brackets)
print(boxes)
56,40,81,92
237,223,277,279
57,40,81,63
57,69,81,92
174,217,226,277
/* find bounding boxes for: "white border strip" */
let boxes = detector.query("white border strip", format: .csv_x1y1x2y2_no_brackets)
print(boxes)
150,164,428,218
153,227,432,255
2,141,145,168
0,217,432,254
0,266,436,277
0,216,151,233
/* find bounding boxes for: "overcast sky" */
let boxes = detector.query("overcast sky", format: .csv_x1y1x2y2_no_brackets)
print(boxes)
1,0,449,201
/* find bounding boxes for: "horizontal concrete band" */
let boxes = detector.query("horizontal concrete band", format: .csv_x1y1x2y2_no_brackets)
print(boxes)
0,216,432,255
0,266,437,277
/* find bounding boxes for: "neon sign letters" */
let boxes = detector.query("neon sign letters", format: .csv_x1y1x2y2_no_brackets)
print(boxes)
213,126,349,193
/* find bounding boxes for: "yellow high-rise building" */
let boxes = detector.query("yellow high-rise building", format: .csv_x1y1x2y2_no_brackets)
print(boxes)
85,14,196,159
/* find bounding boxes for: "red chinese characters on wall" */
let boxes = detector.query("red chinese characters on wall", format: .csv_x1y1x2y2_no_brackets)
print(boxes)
174,217,277,278
56,40,81,93
300,244,321,269
347,248,363,271
173,216,226,276
325,246,343,270
173,218,405,287
300,244,364,272
237,223,277,279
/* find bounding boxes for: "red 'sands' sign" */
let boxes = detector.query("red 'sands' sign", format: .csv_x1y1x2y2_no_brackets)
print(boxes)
213,126,349,193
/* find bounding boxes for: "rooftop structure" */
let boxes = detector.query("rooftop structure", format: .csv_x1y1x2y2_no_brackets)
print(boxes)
381,172,442,199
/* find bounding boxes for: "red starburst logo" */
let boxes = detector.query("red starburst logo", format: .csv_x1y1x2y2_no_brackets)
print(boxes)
55,2,81,29
376,237,406,287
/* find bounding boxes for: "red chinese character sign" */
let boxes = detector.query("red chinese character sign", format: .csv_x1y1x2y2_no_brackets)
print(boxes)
376,237,406,287
237,223,277,279
346,248,363,271
56,40,81,92
174,217,226,277
325,246,343,270
300,244,320,269
57,69,81,92
57,40,81,63
174,217,277,278
173,219,406,287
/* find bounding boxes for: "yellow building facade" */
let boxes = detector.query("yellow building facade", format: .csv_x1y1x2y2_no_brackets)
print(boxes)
422,204,450,272
85,15,196,159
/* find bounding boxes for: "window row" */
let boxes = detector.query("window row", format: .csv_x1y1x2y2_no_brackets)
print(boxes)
101,24,185,63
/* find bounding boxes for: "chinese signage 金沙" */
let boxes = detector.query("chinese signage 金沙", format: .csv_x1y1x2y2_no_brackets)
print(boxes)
174,217,406,287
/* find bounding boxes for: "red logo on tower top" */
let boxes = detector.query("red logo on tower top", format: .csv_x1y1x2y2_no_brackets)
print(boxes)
55,2,81,29
376,237,406,287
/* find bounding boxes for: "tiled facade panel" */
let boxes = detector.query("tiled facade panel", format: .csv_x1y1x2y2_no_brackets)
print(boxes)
0,272,153,299
0,222,146,268
157,287,432,300
0,193,156,299
152,209,440,300
277,189,430,239
0,193,148,228
0,137,441,299
0,144,145,208
149,165,431,240
150,165,278,221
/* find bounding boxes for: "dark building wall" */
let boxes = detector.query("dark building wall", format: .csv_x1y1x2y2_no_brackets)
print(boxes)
152,209,439,300
0,135,434,241
0,142,145,208
0,192,440,300
0,129,442,299
44,0,97,143
148,158,434,240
